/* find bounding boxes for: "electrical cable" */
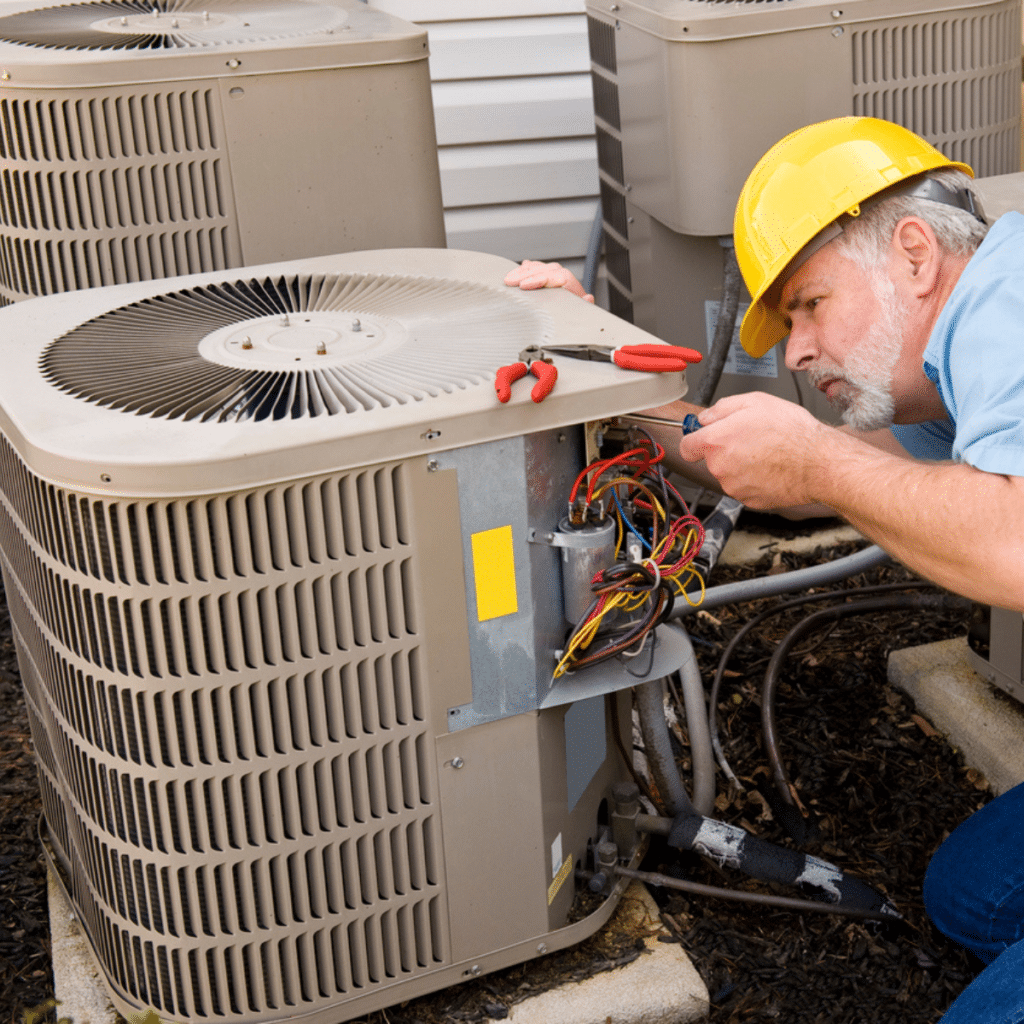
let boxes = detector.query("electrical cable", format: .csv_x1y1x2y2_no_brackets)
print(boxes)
761,592,974,810
607,866,898,923
707,580,943,785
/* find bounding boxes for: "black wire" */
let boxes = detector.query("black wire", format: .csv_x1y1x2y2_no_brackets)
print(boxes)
761,591,973,810
706,579,942,782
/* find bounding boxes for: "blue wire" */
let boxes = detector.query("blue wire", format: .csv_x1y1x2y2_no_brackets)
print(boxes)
613,491,651,553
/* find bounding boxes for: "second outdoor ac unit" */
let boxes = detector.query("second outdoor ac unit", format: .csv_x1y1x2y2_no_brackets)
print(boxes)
587,0,1021,415
0,0,446,305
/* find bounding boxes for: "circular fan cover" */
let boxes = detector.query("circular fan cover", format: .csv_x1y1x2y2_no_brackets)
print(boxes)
0,0,348,51
40,273,553,423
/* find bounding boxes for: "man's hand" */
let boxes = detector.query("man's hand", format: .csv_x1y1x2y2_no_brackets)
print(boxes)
504,260,594,302
678,392,830,509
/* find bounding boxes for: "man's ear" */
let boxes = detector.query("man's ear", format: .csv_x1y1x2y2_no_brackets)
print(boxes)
891,216,940,296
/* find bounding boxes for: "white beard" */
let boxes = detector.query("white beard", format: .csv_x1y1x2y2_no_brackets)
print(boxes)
808,273,905,432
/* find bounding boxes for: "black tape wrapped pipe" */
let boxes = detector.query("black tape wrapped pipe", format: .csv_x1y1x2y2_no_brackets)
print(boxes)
669,812,900,919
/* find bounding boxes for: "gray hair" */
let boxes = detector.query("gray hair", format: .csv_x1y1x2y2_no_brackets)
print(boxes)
835,168,989,272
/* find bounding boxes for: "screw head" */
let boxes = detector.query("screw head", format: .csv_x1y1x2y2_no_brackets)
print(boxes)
537,943,548,954
451,756,465,769
832,26,844,36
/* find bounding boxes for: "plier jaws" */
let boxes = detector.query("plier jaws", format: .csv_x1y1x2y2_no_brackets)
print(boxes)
494,346,558,404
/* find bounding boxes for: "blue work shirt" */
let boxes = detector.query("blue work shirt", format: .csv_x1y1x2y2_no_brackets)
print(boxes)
890,211,1024,476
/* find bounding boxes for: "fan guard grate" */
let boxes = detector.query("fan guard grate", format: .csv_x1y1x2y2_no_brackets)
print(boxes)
0,0,347,51
40,272,552,422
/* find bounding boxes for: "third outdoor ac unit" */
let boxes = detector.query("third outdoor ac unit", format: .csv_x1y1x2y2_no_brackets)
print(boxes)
0,0,446,305
586,0,1021,417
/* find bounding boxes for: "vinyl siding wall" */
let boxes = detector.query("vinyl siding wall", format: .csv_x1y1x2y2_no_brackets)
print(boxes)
367,0,600,279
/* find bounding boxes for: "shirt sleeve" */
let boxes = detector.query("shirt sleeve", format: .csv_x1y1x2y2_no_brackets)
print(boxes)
925,215,1024,476
889,420,955,462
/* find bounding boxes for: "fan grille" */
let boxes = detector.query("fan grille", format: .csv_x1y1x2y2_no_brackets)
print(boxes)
40,272,552,422
0,0,347,52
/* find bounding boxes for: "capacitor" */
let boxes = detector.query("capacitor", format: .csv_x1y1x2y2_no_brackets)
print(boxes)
556,515,616,624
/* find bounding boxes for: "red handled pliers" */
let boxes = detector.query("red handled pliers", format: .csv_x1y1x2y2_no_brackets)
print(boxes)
495,342,702,404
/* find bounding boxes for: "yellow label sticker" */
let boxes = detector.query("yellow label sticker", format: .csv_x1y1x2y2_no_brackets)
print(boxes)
470,525,519,622
547,855,573,905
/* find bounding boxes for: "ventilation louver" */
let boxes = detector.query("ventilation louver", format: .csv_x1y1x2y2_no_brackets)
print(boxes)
41,273,546,422
0,0,346,51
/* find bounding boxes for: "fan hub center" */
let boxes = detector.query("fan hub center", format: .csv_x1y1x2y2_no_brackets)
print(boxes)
199,311,405,370
93,12,232,34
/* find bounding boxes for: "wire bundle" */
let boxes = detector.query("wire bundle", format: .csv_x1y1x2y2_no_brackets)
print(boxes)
554,433,706,678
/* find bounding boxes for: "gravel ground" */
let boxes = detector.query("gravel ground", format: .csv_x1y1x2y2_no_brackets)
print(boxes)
0,519,992,1024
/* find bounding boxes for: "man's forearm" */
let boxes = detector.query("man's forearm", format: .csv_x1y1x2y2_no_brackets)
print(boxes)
805,430,1024,610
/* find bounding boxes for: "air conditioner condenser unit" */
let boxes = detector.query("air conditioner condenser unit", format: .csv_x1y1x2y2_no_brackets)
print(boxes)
587,0,1021,414
0,0,446,306
0,247,690,1023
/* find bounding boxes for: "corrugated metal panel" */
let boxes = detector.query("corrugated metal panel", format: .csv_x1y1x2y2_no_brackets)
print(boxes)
369,0,599,268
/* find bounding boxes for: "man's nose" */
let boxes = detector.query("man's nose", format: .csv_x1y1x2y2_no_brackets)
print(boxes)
784,325,818,373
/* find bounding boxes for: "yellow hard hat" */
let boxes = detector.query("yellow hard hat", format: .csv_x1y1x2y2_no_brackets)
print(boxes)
734,117,973,358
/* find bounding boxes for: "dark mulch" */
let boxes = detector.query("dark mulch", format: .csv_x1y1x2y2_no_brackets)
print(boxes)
1,512,991,1024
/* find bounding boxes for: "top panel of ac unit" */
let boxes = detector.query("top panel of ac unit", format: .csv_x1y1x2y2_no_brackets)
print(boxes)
591,0,1007,41
0,248,687,495
0,0,427,84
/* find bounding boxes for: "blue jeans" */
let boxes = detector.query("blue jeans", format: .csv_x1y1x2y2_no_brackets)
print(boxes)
924,780,1024,1022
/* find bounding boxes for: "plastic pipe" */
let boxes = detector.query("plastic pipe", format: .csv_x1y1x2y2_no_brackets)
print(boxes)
673,543,892,616
674,626,716,816
694,238,740,407
583,199,603,298
635,677,695,818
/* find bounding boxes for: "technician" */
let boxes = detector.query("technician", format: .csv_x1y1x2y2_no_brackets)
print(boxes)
506,116,1024,1022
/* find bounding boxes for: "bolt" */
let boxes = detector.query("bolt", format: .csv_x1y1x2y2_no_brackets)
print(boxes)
451,756,464,769
352,319,362,332
316,341,327,355
469,965,481,976
832,26,844,36
537,943,548,954
241,336,252,350
427,459,439,472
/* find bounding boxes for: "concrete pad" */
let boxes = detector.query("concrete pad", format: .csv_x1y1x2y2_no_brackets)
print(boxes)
888,636,1024,796
48,870,117,1024
509,881,709,1024
719,524,863,566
